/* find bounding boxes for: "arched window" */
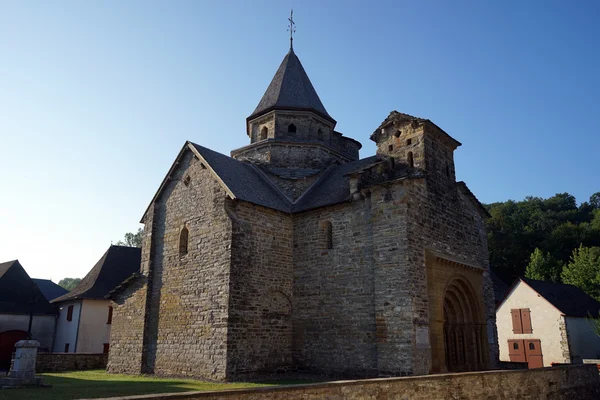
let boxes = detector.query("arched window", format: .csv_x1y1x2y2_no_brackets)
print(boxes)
529,342,535,350
317,129,323,140
179,226,189,257
513,342,519,350
407,151,414,167
324,221,333,249
260,126,268,141
288,123,296,133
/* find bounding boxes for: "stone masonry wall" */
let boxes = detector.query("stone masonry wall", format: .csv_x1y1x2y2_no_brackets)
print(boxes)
293,198,377,377
147,150,233,380
227,201,294,378
107,202,155,375
107,276,149,374
37,353,107,372
92,365,600,400
403,130,498,371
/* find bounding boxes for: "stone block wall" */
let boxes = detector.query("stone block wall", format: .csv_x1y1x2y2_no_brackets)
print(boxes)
227,201,293,378
37,353,107,372
90,365,600,400
147,151,233,380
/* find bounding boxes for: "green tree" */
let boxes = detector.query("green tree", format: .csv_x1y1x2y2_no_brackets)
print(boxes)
561,245,600,300
524,248,563,282
115,228,143,248
590,192,600,209
58,277,81,291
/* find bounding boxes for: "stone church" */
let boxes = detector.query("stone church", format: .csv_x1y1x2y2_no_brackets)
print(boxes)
107,44,499,381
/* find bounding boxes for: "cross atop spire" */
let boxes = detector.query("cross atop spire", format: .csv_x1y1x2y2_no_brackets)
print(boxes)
287,9,296,50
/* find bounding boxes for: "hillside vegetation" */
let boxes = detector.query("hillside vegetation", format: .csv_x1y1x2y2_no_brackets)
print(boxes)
486,192,600,299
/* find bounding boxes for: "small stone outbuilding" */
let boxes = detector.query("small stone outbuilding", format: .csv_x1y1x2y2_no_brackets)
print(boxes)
107,45,499,380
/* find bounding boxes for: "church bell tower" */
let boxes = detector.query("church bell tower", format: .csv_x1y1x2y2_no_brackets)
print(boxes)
231,12,361,176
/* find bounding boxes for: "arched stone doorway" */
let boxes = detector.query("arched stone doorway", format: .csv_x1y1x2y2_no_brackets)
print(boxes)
442,278,487,372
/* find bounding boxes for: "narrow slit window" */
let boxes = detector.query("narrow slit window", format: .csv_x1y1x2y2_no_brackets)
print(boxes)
445,162,450,177
317,129,323,140
183,175,191,187
407,152,414,167
64,343,70,353
388,144,393,151
107,306,113,324
325,221,333,249
179,226,189,257
66,305,74,321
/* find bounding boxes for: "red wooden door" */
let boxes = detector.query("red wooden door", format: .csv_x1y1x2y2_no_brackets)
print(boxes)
0,330,28,370
508,339,526,362
525,339,544,368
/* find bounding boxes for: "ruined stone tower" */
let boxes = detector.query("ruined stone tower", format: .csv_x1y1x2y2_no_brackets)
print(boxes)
107,44,498,381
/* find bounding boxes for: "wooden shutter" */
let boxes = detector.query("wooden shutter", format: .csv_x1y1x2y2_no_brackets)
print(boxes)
524,339,543,368
66,305,74,321
508,340,526,362
521,308,532,333
511,309,523,334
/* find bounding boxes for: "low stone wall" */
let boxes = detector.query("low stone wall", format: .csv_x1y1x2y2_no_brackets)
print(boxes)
36,353,108,372
85,365,600,400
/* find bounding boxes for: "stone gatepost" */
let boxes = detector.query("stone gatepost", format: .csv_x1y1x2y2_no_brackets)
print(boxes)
0,340,46,388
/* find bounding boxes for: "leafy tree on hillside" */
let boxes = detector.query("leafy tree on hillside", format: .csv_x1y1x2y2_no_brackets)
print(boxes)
486,192,600,283
115,228,143,248
524,248,563,283
58,277,81,291
561,245,600,301
590,192,600,209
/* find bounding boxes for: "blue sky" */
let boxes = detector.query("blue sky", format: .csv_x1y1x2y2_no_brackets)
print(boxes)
1,1,598,282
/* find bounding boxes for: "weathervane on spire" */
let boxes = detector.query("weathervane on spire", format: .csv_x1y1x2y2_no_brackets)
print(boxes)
288,9,296,50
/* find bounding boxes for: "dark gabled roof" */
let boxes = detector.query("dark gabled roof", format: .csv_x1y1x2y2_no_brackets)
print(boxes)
52,246,141,303
190,142,293,213
32,279,69,302
292,156,381,212
0,260,58,315
248,49,334,123
509,277,600,317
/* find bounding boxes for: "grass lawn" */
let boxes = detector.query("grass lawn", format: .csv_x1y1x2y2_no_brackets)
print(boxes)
0,370,291,400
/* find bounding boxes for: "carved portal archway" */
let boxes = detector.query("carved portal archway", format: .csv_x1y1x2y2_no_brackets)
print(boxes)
426,251,489,373
442,277,487,372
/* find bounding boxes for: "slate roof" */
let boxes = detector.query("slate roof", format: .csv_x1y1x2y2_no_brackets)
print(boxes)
190,143,293,213
32,279,69,302
293,156,382,212
248,49,333,122
52,246,141,303
0,260,58,315
517,277,600,317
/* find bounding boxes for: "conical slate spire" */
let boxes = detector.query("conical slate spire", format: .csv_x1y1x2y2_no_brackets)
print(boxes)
249,49,334,122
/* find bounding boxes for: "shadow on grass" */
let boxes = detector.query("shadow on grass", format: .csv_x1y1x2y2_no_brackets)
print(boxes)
0,373,273,400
